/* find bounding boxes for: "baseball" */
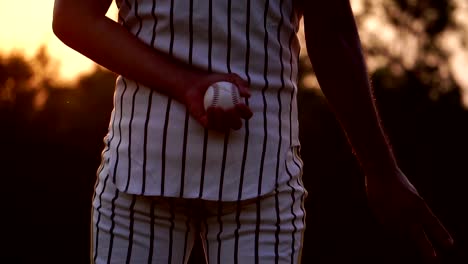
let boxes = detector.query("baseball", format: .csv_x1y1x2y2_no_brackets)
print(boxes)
203,81,241,111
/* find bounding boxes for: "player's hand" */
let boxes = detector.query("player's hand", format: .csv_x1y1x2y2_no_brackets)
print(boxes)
365,167,454,263
184,72,253,132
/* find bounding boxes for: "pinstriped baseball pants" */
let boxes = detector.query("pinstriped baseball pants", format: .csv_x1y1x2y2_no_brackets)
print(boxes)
91,170,307,264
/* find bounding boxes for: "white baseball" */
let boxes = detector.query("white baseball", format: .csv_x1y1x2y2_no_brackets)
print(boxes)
203,81,241,111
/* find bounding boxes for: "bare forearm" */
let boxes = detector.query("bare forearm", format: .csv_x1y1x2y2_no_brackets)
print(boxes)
52,1,199,103
303,2,398,175
52,0,252,132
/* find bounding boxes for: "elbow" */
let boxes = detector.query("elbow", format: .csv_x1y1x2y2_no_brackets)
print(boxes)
52,12,66,41
52,8,102,49
52,5,83,46
52,12,71,42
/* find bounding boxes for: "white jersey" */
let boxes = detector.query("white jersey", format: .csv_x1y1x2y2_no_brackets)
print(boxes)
104,0,304,201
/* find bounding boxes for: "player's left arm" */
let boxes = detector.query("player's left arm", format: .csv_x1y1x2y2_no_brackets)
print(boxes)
301,0,454,262
52,0,252,132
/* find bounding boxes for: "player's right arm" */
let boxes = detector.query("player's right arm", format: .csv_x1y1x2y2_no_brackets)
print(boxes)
301,0,453,263
52,0,252,131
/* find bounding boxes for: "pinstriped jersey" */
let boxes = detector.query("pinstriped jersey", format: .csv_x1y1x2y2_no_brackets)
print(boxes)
104,0,304,201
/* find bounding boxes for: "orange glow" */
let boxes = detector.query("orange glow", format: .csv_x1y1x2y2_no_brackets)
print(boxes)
0,0,118,84
0,0,466,105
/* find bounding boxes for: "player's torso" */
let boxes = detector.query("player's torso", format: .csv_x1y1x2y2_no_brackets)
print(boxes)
107,0,304,200
114,0,302,80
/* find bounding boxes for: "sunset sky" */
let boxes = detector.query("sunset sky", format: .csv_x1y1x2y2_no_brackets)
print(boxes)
0,1,118,83
0,0,467,104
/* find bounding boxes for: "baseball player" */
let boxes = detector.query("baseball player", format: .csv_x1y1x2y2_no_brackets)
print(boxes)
52,0,453,263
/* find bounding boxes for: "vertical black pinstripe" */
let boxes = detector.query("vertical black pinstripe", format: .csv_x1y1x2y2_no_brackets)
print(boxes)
286,5,300,262
168,0,175,71
93,173,110,263
238,0,252,200
286,6,295,144
216,201,223,264
150,0,158,47
93,93,117,200
203,201,210,262
291,132,300,173
286,7,305,245
198,0,213,199
106,190,120,264
142,0,158,194
113,78,128,183
259,1,270,190
216,133,229,261
299,188,306,263
293,29,304,167
142,90,153,193
187,1,195,129
285,160,299,263
255,1,271,263
161,104,171,195
91,151,109,261
287,18,295,155
274,0,286,262
199,129,208,198
168,199,176,264
179,108,189,196
233,201,242,264
125,83,140,192
234,1,252,261
296,175,307,263
113,0,130,189
94,138,111,197
147,199,156,264
254,198,261,264
180,0,195,198
226,0,232,71
125,195,137,263
207,0,213,72
293,149,306,176
292,148,307,262
290,25,302,173
161,0,176,196
124,0,143,192
216,1,233,259
181,201,192,263
285,162,297,263
291,144,306,260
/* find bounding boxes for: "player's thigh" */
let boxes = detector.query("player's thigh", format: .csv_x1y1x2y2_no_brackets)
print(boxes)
202,178,307,264
91,172,197,264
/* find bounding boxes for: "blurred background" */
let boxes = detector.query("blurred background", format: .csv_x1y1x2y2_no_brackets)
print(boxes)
1,0,467,263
